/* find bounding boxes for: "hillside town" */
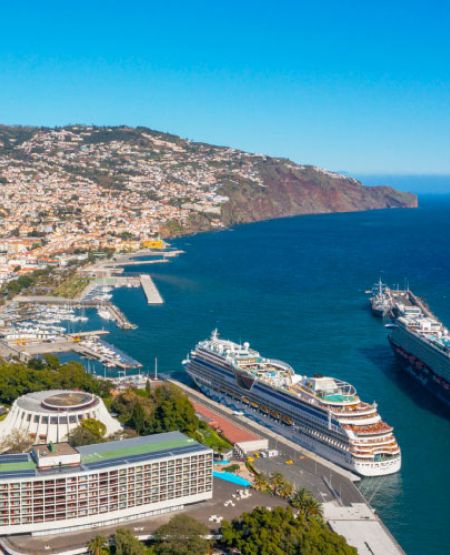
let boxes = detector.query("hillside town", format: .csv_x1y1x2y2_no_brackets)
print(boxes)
0,125,268,287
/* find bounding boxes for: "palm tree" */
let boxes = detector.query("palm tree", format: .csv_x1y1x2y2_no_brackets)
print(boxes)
290,488,323,520
277,480,294,499
87,535,108,555
302,496,322,519
253,472,270,493
290,488,310,509
269,472,285,493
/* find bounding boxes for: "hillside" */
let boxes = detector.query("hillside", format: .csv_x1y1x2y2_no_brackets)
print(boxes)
0,125,417,242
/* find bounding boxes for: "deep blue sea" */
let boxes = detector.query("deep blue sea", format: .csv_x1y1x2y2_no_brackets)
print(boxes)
69,194,450,555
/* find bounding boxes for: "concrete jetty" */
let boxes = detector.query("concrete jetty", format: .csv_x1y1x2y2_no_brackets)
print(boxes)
140,274,163,304
323,503,405,555
104,258,169,267
104,301,136,329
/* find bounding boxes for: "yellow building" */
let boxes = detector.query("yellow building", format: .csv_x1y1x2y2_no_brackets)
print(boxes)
141,238,166,250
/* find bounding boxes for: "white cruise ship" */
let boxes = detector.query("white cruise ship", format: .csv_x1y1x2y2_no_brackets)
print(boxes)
184,330,401,477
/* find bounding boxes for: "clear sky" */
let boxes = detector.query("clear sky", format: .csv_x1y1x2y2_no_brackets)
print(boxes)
1,1,449,175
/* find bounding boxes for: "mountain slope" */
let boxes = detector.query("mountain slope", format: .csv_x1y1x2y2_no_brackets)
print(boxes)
0,125,417,239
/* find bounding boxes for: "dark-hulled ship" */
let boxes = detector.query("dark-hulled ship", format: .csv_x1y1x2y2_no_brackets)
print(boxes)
388,291,450,409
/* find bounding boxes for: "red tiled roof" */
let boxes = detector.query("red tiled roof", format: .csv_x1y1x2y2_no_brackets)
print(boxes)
192,401,260,444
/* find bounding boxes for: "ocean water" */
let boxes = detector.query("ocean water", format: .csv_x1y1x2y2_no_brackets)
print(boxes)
79,195,450,555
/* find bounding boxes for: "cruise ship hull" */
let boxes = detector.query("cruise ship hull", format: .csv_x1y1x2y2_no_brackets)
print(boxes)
186,359,400,477
389,335,450,409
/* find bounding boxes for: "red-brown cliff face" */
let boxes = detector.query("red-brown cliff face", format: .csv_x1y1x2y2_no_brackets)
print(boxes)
220,160,417,226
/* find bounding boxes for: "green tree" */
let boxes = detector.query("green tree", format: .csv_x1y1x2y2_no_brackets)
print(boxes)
221,506,357,555
253,472,270,494
69,419,106,447
81,418,106,439
43,354,61,369
87,535,108,555
276,479,293,499
145,379,151,397
114,528,146,555
269,472,291,497
129,402,148,435
0,430,33,454
152,514,210,555
290,488,323,520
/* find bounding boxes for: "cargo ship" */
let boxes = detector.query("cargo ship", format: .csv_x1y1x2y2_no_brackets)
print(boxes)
184,330,401,477
388,290,450,408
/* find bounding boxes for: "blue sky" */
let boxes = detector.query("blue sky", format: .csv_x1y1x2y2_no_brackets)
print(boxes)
1,1,449,176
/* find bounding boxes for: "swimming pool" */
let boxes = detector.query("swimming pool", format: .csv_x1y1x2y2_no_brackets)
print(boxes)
213,470,251,487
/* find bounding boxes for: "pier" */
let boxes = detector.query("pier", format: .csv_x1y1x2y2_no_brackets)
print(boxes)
140,274,164,304
0,331,142,370
169,379,405,555
13,296,137,330
104,258,169,267
104,301,136,329
73,339,142,370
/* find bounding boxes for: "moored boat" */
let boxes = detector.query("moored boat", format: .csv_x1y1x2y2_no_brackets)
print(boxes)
184,330,401,477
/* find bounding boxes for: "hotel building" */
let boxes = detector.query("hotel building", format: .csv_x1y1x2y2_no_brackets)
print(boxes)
0,432,213,536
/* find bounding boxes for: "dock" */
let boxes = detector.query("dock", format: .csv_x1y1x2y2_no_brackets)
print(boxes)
73,339,142,370
1,331,142,370
104,301,136,329
140,274,163,304
13,296,137,330
104,258,169,267
168,379,405,555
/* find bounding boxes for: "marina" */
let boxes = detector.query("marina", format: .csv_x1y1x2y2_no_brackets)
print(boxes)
0,330,142,370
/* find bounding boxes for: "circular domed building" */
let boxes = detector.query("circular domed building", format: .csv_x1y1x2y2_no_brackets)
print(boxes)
0,390,122,445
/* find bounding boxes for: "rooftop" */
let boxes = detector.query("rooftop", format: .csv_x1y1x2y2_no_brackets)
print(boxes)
78,431,205,465
15,389,99,414
33,443,78,458
0,432,210,480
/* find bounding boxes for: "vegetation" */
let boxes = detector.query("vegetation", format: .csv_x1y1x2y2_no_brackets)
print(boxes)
160,219,188,237
114,528,146,555
69,418,107,447
290,488,323,520
111,383,231,451
252,471,293,499
0,356,111,406
87,535,109,555
151,514,210,555
220,506,357,555
85,506,353,555
52,272,91,298
0,430,34,454
111,384,198,435
0,268,51,300
223,463,240,472
190,423,232,452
